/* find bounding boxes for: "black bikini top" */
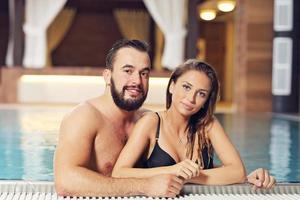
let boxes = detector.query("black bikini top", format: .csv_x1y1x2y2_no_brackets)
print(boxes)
144,113,213,169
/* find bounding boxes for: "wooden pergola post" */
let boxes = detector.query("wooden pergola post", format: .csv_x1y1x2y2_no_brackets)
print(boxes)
7,0,24,66
186,0,202,59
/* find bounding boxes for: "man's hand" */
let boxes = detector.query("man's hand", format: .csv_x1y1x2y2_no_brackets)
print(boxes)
146,174,184,198
247,168,276,189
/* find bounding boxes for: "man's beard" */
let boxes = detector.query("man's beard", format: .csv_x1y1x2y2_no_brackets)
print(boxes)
110,78,147,111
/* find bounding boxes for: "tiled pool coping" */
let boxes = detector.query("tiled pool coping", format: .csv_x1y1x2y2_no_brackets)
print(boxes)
0,181,299,199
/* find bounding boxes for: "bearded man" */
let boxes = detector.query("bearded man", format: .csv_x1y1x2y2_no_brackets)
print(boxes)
54,39,275,198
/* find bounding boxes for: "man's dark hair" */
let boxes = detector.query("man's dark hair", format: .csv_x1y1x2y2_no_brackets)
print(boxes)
105,39,150,70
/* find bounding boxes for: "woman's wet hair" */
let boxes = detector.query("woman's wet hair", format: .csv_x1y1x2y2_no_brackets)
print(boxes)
166,59,220,167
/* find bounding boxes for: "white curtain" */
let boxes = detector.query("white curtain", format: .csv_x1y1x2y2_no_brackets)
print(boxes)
5,31,14,67
23,0,67,68
143,0,187,70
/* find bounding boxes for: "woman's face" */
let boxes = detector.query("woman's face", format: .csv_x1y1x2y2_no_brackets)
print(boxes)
169,70,211,117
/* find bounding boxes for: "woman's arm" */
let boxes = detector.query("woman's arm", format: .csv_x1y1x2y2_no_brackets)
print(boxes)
188,117,246,185
112,113,199,179
112,113,171,178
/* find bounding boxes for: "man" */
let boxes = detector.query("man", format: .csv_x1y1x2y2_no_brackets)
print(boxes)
54,39,275,198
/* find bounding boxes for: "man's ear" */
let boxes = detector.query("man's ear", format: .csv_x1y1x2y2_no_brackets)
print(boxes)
103,69,112,86
169,81,175,94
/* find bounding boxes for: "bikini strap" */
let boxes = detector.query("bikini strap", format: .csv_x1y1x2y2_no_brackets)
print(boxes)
154,112,161,141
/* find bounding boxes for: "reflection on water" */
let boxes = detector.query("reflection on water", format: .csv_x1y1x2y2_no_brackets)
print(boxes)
270,119,291,181
0,107,299,182
0,109,24,179
0,107,68,181
216,113,300,182
18,110,60,180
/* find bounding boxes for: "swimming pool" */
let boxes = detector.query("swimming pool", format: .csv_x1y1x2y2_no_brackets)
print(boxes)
0,106,299,182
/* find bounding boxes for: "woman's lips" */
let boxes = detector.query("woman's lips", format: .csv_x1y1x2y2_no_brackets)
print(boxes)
181,102,194,111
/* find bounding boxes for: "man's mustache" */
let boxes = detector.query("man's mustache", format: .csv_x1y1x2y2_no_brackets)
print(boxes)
123,85,144,94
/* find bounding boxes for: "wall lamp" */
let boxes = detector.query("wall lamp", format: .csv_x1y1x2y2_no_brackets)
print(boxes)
199,0,236,21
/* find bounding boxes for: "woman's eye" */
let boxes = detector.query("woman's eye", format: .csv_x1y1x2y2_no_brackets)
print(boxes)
183,84,191,91
197,92,206,97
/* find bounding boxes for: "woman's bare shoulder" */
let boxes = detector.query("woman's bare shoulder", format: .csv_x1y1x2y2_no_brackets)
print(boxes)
137,111,160,125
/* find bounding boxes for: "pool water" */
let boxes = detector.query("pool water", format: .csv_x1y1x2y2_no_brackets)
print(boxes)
0,107,299,182
0,107,67,181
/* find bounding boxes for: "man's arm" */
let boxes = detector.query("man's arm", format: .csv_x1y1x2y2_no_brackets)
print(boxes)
55,161,182,197
54,104,183,197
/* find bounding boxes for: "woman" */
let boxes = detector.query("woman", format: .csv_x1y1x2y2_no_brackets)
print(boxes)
112,59,246,185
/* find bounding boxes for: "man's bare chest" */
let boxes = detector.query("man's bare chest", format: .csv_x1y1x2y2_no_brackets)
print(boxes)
92,129,128,176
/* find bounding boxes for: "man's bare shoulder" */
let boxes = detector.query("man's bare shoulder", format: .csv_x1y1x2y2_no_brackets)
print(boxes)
61,101,105,132
67,102,103,119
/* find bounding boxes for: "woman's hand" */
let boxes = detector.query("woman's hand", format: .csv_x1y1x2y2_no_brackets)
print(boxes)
168,159,200,180
247,168,276,189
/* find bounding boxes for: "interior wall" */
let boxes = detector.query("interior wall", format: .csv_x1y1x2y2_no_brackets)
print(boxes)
224,20,234,103
199,21,227,101
234,0,274,112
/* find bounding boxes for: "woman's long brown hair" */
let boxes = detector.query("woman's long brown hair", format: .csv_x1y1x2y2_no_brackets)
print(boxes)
166,59,220,168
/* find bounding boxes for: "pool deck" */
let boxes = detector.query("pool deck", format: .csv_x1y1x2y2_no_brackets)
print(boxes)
0,180,299,200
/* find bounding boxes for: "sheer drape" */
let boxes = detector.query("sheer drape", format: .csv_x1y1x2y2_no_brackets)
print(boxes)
5,1,14,67
143,0,187,69
114,9,150,42
47,8,76,66
23,0,67,68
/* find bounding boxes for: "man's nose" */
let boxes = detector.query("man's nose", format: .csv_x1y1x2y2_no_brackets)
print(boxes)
131,72,142,85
